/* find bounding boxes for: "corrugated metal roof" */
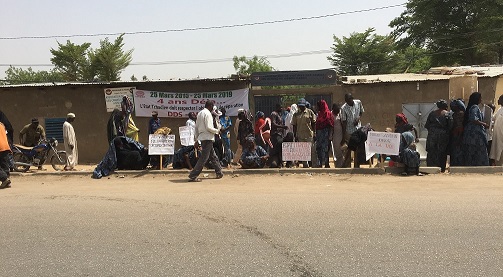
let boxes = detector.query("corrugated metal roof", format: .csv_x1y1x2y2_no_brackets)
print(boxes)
341,65,503,85
0,78,241,88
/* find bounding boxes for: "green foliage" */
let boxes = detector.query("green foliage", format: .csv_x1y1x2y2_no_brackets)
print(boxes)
392,46,432,73
50,41,92,81
49,34,133,82
91,34,133,81
233,55,275,75
390,0,503,65
327,28,397,75
3,66,64,85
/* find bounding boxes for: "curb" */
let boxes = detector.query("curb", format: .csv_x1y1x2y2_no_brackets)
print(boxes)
12,166,503,177
385,167,441,175
449,166,503,174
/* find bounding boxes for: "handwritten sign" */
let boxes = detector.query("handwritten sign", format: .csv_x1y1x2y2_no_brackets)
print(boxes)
366,131,400,155
282,142,312,161
179,126,195,147
148,134,175,155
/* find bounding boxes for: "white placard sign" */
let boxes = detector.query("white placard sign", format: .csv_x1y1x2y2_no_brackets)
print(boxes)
282,142,312,161
133,88,249,118
104,87,135,112
366,131,400,156
148,134,175,155
179,126,195,147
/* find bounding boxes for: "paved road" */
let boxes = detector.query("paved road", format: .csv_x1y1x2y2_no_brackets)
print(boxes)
1,173,503,276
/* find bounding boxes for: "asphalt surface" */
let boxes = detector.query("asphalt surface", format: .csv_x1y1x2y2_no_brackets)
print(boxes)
1,173,503,276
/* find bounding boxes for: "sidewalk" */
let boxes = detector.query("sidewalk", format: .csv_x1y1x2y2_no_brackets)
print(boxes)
10,164,503,177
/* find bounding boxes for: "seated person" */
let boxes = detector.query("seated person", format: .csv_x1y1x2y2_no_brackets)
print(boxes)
114,137,150,170
172,145,201,170
399,132,422,176
239,137,269,169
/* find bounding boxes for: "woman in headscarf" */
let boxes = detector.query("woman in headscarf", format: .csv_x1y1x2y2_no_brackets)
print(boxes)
237,110,254,149
254,111,266,149
449,99,466,166
395,113,419,139
121,95,140,141
239,136,269,169
425,99,453,172
107,108,125,143
315,100,334,167
490,95,503,165
285,104,298,135
462,92,489,166
400,131,421,176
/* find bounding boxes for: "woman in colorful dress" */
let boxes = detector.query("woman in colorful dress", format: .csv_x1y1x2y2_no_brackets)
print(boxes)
462,92,489,166
315,100,334,168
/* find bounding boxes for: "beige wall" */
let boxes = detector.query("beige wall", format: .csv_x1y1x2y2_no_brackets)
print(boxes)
2,76,500,163
0,80,248,163
449,76,478,101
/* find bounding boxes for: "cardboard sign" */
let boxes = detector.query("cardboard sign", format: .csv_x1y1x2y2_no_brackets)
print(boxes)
366,131,400,155
282,142,312,161
179,126,195,147
148,134,175,155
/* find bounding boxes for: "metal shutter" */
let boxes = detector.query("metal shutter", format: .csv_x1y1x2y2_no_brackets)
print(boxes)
45,118,66,143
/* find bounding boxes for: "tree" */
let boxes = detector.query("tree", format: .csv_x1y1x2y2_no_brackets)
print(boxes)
3,66,64,85
91,34,133,81
50,41,92,81
327,28,397,75
49,34,133,82
233,55,275,75
392,46,432,73
389,0,503,66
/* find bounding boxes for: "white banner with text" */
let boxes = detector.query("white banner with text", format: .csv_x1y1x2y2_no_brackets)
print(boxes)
133,88,249,117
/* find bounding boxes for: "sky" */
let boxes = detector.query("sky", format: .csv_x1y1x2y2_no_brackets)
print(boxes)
0,0,407,81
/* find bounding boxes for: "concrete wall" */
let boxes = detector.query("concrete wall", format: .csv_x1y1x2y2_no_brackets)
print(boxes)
449,76,478,101
0,80,248,163
2,76,499,163
478,76,501,105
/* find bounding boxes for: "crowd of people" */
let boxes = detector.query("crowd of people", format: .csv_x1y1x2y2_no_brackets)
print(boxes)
5,90,503,184
425,92,503,171
185,91,503,179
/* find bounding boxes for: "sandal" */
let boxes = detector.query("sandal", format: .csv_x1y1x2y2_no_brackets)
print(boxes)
188,178,202,182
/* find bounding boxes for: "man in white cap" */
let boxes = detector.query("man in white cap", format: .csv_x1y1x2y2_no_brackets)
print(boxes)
63,113,78,171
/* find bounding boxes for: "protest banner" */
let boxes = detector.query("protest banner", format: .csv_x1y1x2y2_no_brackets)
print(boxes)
132,88,249,117
179,126,195,147
103,87,135,112
366,131,400,156
282,142,312,161
148,134,175,155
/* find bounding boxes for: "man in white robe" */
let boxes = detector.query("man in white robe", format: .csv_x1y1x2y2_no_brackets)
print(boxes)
63,113,78,170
